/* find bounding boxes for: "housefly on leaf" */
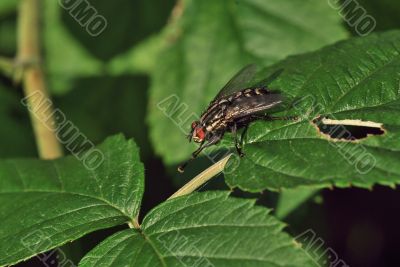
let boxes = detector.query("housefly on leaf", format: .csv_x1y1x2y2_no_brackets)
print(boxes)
178,64,296,173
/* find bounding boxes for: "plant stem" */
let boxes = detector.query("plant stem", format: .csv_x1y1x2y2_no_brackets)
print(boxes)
17,0,63,159
168,154,232,200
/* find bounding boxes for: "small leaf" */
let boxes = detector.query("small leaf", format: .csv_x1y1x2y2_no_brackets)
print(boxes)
225,30,400,192
80,191,316,267
275,187,319,219
0,135,144,266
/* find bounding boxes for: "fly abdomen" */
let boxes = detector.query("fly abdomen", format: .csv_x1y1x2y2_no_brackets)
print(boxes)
242,87,270,97
227,87,270,101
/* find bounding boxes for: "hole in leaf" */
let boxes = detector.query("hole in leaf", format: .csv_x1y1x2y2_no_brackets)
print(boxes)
313,118,385,140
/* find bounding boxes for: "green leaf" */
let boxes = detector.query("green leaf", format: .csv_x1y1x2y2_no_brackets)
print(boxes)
43,0,174,94
275,187,319,219
54,75,153,160
107,34,166,75
0,85,36,158
59,0,175,62
341,0,400,34
225,30,400,192
148,0,347,164
0,0,17,56
80,191,316,267
0,0,17,18
0,135,144,266
0,15,16,56
43,0,103,94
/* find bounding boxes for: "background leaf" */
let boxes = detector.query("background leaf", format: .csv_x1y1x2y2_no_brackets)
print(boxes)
107,34,166,75
0,135,144,266
0,0,16,18
54,75,153,160
340,0,400,35
225,30,400,192
43,0,174,94
0,84,36,158
43,0,104,94
80,191,316,267
148,0,347,165
0,9,16,56
275,187,319,219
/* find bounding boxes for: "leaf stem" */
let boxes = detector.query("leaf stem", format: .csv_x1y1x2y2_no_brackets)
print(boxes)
128,218,140,229
168,154,232,200
17,0,63,159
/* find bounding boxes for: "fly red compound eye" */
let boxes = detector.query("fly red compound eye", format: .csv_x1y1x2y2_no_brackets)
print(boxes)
195,128,205,141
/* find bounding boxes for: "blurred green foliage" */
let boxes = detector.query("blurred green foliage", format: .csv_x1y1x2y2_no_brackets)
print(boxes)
0,83,36,157
341,0,400,34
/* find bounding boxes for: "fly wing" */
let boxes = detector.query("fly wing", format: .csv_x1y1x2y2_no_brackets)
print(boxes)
227,93,283,120
215,64,257,100
253,68,284,88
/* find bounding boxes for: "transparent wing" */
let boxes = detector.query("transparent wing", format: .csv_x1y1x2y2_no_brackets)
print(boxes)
253,68,284,88
228,93,283,119
215,64,257,100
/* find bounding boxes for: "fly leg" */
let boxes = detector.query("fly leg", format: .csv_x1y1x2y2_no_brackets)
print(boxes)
240,124,249,152
192,141,207,158
231,123,244,157
178,134,223,173
178,141,205,173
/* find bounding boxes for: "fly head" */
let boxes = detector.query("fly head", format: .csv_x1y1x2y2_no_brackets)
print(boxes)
190,121,206,143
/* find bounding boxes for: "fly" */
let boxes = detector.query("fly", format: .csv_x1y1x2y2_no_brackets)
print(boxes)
178,64,296,172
